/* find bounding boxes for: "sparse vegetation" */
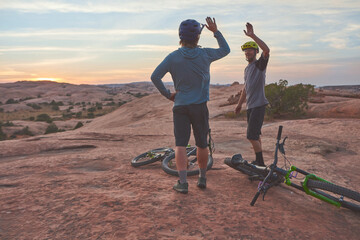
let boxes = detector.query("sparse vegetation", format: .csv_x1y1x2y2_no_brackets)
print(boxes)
118,101,127,106
36,113,53,123
74,122,84,129
45,123,59,134
75,112,82,118
126,92,149,98
11,126,34,138
87,107,96,112
105,101,116,106
1,121,14,127
0,126,6,140
26,103,42,110
6,98,18,104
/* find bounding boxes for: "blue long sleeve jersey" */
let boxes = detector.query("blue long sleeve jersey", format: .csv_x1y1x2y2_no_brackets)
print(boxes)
151,30,230,106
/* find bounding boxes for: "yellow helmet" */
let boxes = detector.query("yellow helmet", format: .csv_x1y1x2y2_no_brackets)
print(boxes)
241,41,259,52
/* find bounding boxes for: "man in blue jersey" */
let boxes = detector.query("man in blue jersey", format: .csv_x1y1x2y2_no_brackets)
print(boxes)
151,17,230,193
235,22,270,167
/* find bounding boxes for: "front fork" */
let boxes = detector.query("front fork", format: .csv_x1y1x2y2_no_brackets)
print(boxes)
285,166,341,207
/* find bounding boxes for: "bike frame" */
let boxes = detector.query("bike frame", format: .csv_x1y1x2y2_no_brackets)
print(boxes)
251,125,342,208
282,166,341,207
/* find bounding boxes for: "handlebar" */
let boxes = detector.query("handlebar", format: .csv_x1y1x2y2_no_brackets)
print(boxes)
250,125,284,206
277,125,283,141
250,192,261,206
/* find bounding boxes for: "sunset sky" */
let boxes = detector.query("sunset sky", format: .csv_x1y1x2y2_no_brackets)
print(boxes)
0,0,359,86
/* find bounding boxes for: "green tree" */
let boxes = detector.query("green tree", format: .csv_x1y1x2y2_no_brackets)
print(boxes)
265,79,314,118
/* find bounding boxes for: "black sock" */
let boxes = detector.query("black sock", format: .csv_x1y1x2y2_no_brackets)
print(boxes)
255,152,265,166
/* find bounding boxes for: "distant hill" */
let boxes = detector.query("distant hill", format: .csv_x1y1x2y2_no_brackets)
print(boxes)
318,85,360,92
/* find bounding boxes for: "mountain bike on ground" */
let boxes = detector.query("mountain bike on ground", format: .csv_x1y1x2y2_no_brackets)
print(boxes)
131,129,214,176
224,126,360,212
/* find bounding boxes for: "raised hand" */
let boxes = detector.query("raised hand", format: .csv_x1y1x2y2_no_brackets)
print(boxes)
205,17,217,33
244,22,255,37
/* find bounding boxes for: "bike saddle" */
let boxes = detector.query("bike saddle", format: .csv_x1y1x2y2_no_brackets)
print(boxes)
230,154,245,166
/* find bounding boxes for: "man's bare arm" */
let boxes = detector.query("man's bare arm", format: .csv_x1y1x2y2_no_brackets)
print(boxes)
235,88,246,114
244,22,270,58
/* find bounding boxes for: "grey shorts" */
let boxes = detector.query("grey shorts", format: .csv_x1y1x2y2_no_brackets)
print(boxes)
246,105,266,140
172,102,209,148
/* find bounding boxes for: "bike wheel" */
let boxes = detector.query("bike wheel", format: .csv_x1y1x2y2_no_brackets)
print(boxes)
131,148,173,167
307,179,360,211
161,147,214,176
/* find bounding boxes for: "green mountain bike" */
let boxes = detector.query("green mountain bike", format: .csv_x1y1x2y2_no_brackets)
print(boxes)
225,126,360,212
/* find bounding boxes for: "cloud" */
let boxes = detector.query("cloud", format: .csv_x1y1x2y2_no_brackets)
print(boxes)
0,45,178,53
0,0,186,13
0,29,176,38
7,56,95,67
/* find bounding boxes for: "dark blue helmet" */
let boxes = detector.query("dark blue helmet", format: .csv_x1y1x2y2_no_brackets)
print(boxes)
179,19,204,41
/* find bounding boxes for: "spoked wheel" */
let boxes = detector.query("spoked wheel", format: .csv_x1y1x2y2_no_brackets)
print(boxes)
131,148,173,167
161,147,214,176
306,179,360,212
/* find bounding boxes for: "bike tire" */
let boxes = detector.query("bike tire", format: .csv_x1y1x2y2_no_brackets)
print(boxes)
161,148,214,176
307,179,360,211
131,148,173,167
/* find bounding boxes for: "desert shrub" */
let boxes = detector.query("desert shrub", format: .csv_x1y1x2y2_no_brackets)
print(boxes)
265,79,315,118
50,100,64,106
6,98,18,104
26,103,42,110
20,97,33,102
87,112,95,118
62,113,73,119
87,107,96,112
96,102,103,109
36,113,52,123
45,123,59,134
75,112,82,118
118,101,127,106
0,108,3,112
52,105,60,111
0,126,6,141
29,116,35,121
2,121,14,127
105,101,116,106
11,126,34,137
74,122,83,129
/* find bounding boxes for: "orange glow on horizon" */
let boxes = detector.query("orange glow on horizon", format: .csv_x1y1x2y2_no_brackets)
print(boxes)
31,78,62,82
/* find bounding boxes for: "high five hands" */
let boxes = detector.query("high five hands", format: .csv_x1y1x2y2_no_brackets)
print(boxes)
205,17,217,33
244,22,255,37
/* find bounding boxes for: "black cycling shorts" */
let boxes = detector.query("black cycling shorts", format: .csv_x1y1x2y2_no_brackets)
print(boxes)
173,102,209,148
246,105,266,140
